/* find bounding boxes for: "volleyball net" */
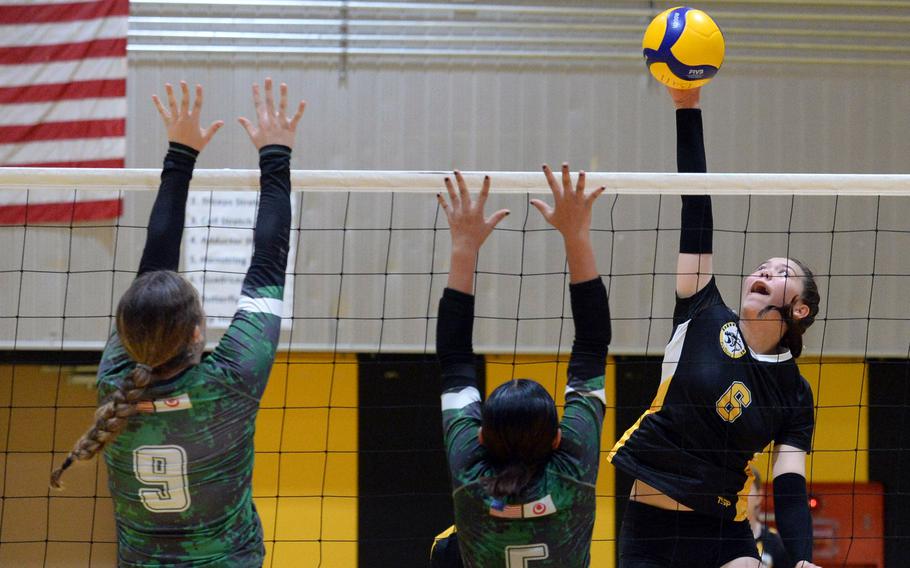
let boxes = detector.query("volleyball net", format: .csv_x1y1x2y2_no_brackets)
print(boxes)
0,168,907,567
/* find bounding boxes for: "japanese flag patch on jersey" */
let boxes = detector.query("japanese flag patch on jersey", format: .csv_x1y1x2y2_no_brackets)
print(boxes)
136,393,193,413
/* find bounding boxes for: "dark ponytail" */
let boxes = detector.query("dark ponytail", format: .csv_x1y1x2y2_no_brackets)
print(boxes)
50,271,203,488
480,379,559,500
778,258,820,358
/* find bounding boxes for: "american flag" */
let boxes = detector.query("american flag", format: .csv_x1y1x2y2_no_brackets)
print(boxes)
0,0,127,224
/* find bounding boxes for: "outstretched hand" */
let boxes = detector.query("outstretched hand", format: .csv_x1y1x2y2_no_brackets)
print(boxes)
238,78,306,150
438,171,510,254
152,81,224,152
531,164,604,243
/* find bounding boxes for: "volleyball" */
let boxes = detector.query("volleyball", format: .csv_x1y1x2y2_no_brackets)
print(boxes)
642,6,725,89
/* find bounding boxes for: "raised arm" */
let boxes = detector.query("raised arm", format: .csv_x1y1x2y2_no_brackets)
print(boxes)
436,173,509,478
531,164,610,478
671,87,714,298
207,79,306,400
530,164,610,383
436,171,509,379
236,79,306,297
138,82,223,275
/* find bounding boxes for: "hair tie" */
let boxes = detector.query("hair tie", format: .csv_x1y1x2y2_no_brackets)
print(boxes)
135,363,154,373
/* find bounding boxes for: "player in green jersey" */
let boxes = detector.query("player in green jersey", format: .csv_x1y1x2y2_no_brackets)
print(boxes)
433,166,611,568
50,78,305,567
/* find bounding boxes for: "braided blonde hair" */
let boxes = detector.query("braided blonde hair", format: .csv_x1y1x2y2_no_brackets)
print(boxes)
50,271,203,488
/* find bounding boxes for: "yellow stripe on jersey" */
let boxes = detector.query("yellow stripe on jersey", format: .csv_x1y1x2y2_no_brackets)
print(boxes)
608,320,689,462
607,373,674,462
734,462,756,521
431,525,457,556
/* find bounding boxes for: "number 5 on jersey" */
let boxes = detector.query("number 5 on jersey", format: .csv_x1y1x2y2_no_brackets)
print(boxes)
505,544,549,567
716,381,752,423
133,445,191,512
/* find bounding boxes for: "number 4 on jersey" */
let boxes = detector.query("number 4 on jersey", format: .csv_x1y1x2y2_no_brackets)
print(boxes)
505,543,549,567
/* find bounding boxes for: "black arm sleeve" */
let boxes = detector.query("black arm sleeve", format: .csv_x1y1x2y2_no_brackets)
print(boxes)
242,145,293,292
137,142,198,275
567,277,610,382
677,108,706,174
436,288,478,392
676,108,713,254
773,472,814,564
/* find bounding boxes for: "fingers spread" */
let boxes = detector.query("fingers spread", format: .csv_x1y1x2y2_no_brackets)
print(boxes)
237,116,255,137
486,208,510,228
443,176,458,206
436,192,449,211
264,77,276,118
151,94,169,121
542,164,561,198
529,198,553,219
278,83,288,119
203,120,224,143
575,170,586,195
561,163,572,193
165,83,178,116
454,171,470,205
290,100,306,130
477,175,491,207
192,84,203,116
251,83,263,117
179,81,190,115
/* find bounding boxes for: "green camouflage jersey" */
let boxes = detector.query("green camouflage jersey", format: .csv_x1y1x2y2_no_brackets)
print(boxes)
97,144,292,567
436,278,611,568
98,282,283,567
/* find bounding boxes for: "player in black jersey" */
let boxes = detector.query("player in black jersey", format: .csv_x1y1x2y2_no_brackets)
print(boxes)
50,79,305,567
609,86,821,568
434,166,610,568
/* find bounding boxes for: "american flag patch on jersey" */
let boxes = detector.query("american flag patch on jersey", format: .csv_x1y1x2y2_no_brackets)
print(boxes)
136,393,193,413
489,499,523,519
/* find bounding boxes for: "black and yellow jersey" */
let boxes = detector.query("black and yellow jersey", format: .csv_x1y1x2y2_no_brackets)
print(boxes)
608,278,814,521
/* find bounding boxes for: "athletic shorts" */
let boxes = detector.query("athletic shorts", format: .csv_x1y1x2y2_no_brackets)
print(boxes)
619,501,760,568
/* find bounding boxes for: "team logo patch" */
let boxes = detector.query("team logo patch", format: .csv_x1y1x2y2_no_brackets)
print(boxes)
719,322,747,358
136,393,193,413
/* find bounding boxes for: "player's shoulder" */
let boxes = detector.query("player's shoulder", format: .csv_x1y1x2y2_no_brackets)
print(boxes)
678,277,726,307
779,360,812,392
680,296,735,330
187,356,235,392
96,371,123,398
791,370,815,405
545,458,599,490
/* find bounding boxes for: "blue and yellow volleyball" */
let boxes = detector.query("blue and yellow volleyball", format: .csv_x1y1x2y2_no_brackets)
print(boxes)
642,6,725,89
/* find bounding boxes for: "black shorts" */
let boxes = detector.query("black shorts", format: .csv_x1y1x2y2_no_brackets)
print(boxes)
619,501,760,568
